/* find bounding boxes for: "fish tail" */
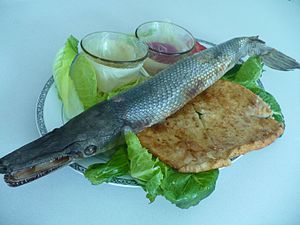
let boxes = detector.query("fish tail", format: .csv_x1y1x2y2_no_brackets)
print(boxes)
261,49,300,71
247,36,300,71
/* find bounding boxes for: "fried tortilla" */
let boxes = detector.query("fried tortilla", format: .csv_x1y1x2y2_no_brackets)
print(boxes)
137,80,284,173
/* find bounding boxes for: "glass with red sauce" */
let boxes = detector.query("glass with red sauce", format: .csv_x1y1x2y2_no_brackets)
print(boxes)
135,21,196,75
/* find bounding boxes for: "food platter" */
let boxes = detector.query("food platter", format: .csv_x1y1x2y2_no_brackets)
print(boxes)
35,38,239,187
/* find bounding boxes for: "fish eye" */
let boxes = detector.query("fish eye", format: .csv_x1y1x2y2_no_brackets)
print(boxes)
84,145,97,156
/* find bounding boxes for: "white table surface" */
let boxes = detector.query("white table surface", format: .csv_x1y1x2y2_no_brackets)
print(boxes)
0,0,299,224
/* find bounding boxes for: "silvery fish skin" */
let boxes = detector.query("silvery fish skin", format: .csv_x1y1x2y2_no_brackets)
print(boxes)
0,36,299,187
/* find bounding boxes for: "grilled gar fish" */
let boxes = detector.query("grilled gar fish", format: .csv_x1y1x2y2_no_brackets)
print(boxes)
0,36,299,186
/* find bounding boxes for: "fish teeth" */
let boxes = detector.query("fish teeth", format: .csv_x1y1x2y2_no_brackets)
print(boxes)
4,163,65,187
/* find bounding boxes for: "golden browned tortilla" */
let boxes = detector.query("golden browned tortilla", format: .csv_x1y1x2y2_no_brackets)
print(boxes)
137,80,284,173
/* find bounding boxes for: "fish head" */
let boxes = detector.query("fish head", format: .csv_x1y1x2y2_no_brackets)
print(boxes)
0,128,83,187
0,108,124,187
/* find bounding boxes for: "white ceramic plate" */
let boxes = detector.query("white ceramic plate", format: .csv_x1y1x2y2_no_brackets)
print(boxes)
35,39,241,187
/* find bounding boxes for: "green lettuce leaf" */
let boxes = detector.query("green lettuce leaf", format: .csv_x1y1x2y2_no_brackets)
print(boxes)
222,64,242,80
233,56,263,83
52,35,84,118
222,56,263,84
70,53,98,109
125,132,163,202
160,164,219,209
70,52,146,109
96,77,146,102
84,146,129,185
